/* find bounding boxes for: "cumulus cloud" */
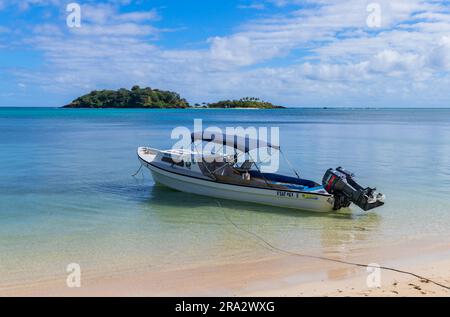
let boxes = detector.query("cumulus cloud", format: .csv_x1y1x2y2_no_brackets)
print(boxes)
209,0,449,68
369,50,423,75
209,35,282,66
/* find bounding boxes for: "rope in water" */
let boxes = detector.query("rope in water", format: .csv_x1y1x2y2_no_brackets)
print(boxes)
218,201,450,291
132,164,144,177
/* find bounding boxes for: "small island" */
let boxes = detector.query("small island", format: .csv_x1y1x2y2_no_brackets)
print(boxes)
204,97,284,109
63,86,190,109
63,86,284,109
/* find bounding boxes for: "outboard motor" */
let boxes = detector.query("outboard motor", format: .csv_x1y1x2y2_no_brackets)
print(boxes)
322,167,385,211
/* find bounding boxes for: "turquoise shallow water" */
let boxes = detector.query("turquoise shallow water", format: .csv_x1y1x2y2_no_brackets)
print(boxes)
1,108,450,285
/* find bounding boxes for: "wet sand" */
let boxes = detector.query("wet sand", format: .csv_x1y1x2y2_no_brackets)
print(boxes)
1,239,449,297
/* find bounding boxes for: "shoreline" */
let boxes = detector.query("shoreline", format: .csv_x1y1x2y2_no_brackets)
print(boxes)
2,237,449,297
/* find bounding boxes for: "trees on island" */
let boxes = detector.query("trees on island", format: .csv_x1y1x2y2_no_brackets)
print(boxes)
63,86,190,108
206,97,283,109
64,87,283,109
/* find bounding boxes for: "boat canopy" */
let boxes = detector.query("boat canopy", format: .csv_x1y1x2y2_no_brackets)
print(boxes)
190,131,280,153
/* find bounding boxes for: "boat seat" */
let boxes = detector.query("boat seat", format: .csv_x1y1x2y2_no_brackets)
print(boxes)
249,171,321,188
273,182,305,190
235,160,253,172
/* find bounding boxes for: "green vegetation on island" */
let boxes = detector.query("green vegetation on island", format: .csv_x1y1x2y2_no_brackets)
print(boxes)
63,87,284,109
63,86,190,108
205,97,284,109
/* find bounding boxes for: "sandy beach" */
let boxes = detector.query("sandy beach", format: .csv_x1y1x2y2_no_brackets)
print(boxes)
2,237,449,297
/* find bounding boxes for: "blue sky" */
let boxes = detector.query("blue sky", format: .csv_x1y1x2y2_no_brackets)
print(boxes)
0,0,450,107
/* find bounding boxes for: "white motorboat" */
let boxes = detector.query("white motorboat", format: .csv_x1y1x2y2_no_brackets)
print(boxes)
137,132,385,213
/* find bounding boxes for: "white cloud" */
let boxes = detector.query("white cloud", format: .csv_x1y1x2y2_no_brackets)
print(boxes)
210,0,449,67
115,10,159,22
208,35,282,67
427,36,450,71
238,3,266,10
32,24,62,35
369,50,423,75
267,0,291,7
71,23,158,37
82,4,159,24
82,3,116,24
68,4,161,37
14,0,62,11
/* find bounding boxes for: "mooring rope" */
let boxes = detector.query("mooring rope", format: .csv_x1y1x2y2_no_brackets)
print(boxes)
132,164,144,177
217,201,450,291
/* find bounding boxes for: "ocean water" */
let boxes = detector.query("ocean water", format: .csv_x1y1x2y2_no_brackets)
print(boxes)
1,108,450,286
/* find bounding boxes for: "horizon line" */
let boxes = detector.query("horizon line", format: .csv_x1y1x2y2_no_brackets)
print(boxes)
1,106,450,110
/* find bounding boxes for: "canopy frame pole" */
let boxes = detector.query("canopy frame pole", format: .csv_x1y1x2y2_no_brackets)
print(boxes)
192,140,217,181
247,151,273,188
280,149,301,179
209,158,234,175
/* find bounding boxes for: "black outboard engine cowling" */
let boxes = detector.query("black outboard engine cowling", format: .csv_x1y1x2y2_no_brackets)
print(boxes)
322,167,385,211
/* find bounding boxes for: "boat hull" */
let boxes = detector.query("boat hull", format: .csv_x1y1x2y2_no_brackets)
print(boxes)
139,155,335,213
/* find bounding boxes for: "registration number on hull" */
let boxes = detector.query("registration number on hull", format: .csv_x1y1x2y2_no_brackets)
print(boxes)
276,191,319,200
